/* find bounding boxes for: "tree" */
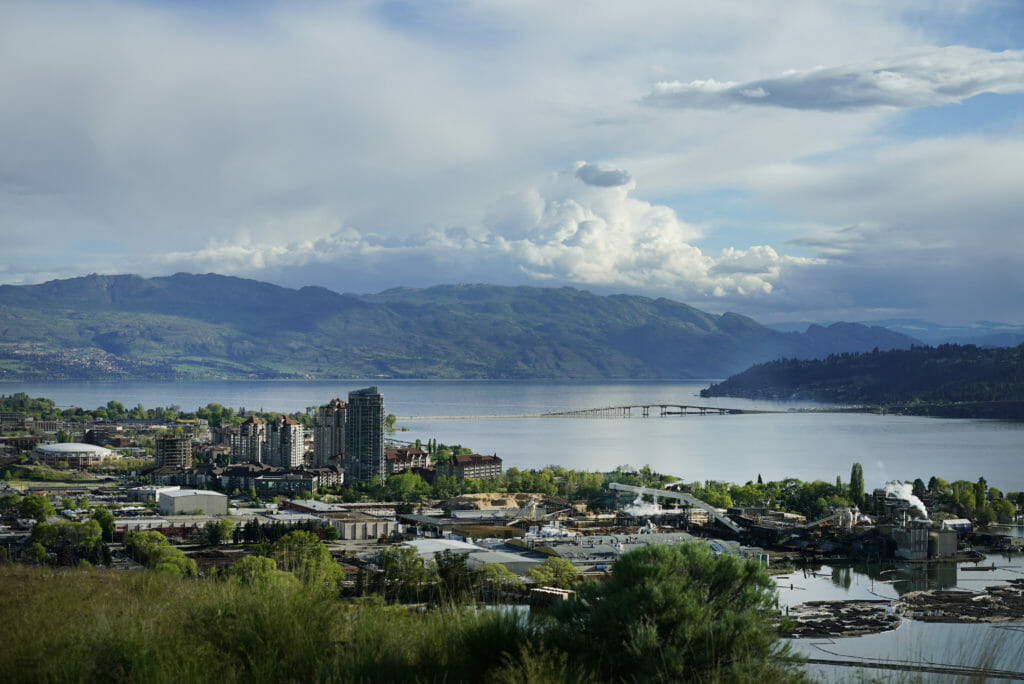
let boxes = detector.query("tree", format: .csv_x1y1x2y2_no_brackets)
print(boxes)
273,530,342,586
912,479,926,497
19,494,55,522
527,556,579,589
27,542,47,564
433,550,473,604
476,562,524,602
378,546,432,601
975,477,988,511
387,472,430,502
849,463,864,506
204,519,235,546
555,543,806,683
91,507,116,542
227,554,298,588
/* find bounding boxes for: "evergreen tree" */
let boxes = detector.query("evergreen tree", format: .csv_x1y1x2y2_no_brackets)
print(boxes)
849,463,865,507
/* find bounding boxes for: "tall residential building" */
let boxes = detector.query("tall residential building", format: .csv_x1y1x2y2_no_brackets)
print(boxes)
344,386,385,484
230,415,265,464
155,433,193,470
314,398,346,468
266,415,304,469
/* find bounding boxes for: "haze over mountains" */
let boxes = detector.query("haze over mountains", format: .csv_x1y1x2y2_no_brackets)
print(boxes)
768,319,1024,348
0,273,922,381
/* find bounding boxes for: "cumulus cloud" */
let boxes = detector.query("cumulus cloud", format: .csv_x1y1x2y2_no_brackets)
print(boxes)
646,46,1024,111
574,162,634,187
153,164,812,304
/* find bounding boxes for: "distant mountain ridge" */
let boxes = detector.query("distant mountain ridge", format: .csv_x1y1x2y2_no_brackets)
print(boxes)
0,273,919,380
769,318,1024,347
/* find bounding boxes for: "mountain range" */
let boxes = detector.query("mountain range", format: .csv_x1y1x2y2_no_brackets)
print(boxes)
769,319,1024,348
0,273,919,381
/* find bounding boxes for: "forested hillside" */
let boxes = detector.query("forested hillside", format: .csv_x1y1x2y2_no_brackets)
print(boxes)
701,344,1024,415
0,273,917,380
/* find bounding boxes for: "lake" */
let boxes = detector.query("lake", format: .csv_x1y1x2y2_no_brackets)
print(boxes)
6,379,1023,492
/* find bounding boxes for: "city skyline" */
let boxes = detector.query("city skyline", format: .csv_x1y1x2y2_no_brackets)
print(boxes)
1,2,1022,324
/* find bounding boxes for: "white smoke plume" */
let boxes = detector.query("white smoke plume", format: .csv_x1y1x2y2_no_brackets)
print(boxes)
882,481,928,518
622,493,679,517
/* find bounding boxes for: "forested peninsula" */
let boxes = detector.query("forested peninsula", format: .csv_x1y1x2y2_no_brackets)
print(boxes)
701,344,1024,419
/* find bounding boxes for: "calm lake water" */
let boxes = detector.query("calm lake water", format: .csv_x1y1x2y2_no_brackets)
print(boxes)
4,379,1024,491
781,558,1024,681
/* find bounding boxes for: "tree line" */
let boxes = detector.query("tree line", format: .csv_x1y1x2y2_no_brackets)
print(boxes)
701,343,1024,408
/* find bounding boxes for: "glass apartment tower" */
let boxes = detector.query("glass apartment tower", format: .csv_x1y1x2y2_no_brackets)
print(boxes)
344,386,385,484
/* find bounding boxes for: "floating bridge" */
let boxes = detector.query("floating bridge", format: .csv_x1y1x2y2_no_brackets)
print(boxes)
540,404,757,418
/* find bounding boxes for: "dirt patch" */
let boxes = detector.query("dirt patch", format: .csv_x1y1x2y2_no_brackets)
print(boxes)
445,492,543,510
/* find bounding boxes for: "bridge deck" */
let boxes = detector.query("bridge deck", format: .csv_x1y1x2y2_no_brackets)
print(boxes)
398,404,773,420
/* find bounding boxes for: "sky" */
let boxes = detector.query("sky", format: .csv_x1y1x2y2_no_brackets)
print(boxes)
1,0,1022,324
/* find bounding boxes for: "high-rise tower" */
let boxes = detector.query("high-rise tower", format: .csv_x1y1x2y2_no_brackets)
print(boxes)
266,415,304,469
155,432,193,470
231,415,265,464
314,398,346,468
344,386,385,484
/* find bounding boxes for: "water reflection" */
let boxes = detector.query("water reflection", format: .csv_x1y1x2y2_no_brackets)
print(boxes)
830,565,853,590
857,561,959,595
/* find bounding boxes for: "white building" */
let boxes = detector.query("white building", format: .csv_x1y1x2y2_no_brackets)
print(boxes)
32,442,117,468
158,489,229,516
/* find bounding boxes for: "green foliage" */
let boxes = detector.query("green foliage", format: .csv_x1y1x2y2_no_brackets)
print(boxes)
226,555,298,589
0,552,807,683
527,556,579,589
19,493,55,521
27,542,47,564
850,462,865,506
432,550,473,605
703,343,1024,413
123,530,197,577
386,472,431,502
476,563,525,594
377,546,432,602
554,543,806,683
272,530,343,587
90,507,116,542
203,519,235,547
692,480,734,509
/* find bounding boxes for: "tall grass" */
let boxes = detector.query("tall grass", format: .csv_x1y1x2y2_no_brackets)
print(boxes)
0,565,546,682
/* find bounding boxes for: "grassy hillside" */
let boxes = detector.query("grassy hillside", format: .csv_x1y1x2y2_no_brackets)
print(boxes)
0,273,917,380
0,544,806,683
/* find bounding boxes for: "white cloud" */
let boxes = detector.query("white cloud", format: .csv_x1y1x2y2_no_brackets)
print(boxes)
0,1,1021,323
153,164,814,304
646,46,1024,111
